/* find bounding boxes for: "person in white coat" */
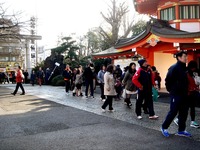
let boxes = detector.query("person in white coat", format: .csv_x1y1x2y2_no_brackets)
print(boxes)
101,65,116,112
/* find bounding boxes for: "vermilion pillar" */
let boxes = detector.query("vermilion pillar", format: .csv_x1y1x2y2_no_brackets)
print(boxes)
175,4,180,29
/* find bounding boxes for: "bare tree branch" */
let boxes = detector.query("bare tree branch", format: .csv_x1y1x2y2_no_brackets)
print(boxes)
100,0,129,46
0,3,31,40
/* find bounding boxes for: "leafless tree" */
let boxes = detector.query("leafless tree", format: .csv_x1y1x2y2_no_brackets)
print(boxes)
0,3,29,40
99,0,133,47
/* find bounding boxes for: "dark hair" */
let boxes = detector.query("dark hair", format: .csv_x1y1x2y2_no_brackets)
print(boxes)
151,66,157,71
76,70,80,74
175,51,187,60
124,66,129,72
128,62,136,73
18,66,21,69
147,65,151,68
89,63,94,67
188,60,197,70
106,64,114,73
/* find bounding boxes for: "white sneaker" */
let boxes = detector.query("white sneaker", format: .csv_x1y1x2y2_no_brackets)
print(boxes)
109,109,115,113
137,116,142,120
190,121,200,128
149,115,159,119
101,99,106,102
101,108,106,113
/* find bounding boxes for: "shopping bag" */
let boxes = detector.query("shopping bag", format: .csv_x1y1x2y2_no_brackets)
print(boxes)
122,89,126,98
152,87,158,102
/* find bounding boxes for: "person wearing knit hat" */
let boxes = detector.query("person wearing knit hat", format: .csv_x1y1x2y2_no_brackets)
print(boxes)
138,59,147,67
132,59,159,120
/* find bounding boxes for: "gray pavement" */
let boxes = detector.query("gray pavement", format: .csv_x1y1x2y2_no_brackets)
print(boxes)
0,84,200,150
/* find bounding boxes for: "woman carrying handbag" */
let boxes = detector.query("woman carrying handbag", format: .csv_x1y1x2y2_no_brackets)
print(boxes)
122,62,137,107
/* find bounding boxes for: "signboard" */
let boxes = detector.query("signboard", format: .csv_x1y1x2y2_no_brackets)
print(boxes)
30,44,36,68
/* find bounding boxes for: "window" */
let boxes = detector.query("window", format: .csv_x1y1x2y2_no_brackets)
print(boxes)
180,5,200,19
0,57,9,61
11,57,16,61
160,7,175,21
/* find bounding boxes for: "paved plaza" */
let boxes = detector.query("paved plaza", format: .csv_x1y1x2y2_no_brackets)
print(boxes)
0,84,200,150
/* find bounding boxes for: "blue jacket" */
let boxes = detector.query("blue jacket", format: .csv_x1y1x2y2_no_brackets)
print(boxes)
97,70,105,83
31,73,36,81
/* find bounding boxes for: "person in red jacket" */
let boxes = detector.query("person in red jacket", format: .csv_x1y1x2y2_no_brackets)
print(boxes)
11,66,25,95
132,59,159,120
186,61,200,128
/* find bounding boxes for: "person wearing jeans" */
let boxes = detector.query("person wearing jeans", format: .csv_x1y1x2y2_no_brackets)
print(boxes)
174,60,200,128
11,66,25,95
97,65,106,101
102,65,116,112
161,51,191,137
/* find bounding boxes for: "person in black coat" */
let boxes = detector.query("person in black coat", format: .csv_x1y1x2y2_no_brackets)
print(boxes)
62,65,72,95
30,70,36,86
23,70,29,84
83,63,94,98
161,51,191,137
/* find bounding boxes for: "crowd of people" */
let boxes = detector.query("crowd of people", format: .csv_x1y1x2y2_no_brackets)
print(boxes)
2,50,200,138
2,66,50,95
61,51,200,138
61,60,162,119
0,67,49,86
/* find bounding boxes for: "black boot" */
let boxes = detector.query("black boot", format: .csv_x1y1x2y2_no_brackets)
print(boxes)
126,98,132,107
11,93,16,96
124,98,128,104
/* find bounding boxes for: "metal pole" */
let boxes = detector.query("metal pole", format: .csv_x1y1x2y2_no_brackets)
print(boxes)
48,66,58,81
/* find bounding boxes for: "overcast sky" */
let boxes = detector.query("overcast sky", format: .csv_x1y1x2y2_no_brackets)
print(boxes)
4,0,136,48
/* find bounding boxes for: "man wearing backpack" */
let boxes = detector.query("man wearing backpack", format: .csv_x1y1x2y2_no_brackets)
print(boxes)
161,51,191,137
